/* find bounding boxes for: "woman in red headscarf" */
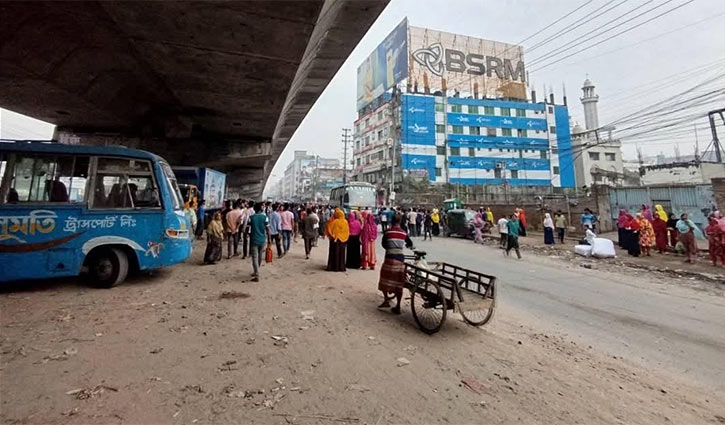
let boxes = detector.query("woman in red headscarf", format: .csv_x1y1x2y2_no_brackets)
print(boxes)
623,214,641,257
360,211,378,270
705,213,725,267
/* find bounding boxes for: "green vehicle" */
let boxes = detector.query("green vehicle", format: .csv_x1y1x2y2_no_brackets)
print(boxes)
443,198,462,212
446,209,476,239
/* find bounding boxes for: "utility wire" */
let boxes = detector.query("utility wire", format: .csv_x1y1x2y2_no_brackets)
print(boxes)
530,0,696,72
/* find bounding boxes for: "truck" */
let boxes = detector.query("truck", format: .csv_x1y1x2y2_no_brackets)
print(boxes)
171,166,226,212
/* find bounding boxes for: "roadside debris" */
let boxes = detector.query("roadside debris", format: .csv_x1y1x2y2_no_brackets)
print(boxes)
66,385,118,400
397,357,411,367
301,310,315,321
220,291,250,300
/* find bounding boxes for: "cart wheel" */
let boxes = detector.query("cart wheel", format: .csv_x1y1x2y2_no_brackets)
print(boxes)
411,278,447,334
458,283,496,327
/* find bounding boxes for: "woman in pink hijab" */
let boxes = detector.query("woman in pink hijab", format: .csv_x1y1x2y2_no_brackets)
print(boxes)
345,211,362,269
641,204,654,222
360,211,378,270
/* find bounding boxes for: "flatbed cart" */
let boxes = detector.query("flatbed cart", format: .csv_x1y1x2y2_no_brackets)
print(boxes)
403,251,497,334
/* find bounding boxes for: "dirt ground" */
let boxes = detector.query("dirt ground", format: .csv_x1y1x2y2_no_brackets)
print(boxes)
1,239,725,425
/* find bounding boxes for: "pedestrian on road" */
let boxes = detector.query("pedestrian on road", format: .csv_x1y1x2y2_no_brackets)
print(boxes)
225,201,243,259
637,213,655,256
184,201,197,237
617,208,628,248
505,214,522,259
623,214,641,257
652,214,668,254
346,211,362,269
423,210,433,241
667,213,679,248
581,208,597,232
378,213,413,314
416,210,424,237
248,202,269,282
268,203,283,258
555,210,567,244
705,213,725,267
654,204,668,222
360,211,378,269
676,213,703,263
497,215,508,249
203,211,223,264
302,207,319,260
325,208,349,272
407,209,418,237
241,201,254,259
543,212,555,245
516,208,528,237
473,212,485,244
195,200,206,240
641,204,654,222
431,208,441,236
485,207,494,224
280,203,294,256
380,207,389,233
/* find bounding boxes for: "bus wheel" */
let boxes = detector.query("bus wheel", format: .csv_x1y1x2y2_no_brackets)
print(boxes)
88,248,129,288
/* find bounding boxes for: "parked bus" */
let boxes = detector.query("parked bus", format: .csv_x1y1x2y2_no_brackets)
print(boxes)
329,182,376,212
0,141,192,287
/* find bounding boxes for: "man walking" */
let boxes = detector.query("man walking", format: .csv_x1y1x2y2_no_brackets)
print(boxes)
407,208,418,237
380,207,389,233
248,202,269,282
497,215,509,249
280,203,295,256
195,200,206,240
555,210,567,244
505,214,522,259
225,201,243,259
268,203,283,257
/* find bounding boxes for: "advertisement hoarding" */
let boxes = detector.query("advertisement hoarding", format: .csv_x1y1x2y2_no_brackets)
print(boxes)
357,18,409,111
408,26,526,100
400,94,435,145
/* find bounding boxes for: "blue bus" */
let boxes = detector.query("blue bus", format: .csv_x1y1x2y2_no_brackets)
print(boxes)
0,141,192,287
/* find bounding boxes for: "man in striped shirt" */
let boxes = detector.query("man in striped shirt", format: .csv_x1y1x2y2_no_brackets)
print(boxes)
378,214,414,314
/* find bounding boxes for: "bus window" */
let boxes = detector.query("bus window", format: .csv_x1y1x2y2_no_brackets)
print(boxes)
91,157,160,209
160,162,183,210
0,153,89,204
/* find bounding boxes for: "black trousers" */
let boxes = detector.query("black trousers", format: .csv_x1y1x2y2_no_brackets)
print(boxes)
270,234,282,257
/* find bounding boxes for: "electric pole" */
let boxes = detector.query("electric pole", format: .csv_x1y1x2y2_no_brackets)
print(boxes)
708,108,725,163
341,128,351,184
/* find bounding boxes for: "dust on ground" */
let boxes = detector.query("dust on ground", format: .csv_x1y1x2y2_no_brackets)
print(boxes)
1,239,724,424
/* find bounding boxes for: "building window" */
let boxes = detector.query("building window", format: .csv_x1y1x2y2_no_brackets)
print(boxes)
540,151,548,159
436,124,445,133
500,108,511,116
435,168,442,177
377,130,383,140
510,170,518,179
502,128,512,137
487,128,497,137
552,148,558,154
451,104,463,113
469,148,475,157
494,168,502,178
468,105,479,114
365,118,370,127
377,111,383,121
469,126,480,135
589,152,600,160
549,126,556,133
488,148,493,152
355,140,360,150
484,106,495,115
450,147,461,156
517,129,528,138
356,158,361,166
452,125,464,134
548,106,554,114
605,152,616,161
435,103,444,112
436,146,446,155
553,166,560,175
516,109,526,117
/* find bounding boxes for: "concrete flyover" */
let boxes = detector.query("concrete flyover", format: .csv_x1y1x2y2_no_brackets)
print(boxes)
0,0,388,197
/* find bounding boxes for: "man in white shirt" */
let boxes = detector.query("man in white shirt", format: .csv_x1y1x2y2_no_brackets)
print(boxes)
407,209,418,237
497,216,509,249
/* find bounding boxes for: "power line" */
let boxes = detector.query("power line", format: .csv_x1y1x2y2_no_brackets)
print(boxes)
530,0,696,72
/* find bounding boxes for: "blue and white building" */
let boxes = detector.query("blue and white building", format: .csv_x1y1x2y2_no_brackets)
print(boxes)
399,93,575,188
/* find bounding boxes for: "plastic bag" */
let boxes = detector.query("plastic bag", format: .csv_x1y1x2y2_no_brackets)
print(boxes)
265,246,273,263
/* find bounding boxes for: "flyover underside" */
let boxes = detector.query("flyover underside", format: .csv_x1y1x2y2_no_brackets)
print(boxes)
0,0,388,197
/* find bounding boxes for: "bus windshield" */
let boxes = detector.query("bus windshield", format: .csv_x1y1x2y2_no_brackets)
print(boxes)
161,162,183,210
347,185,376,208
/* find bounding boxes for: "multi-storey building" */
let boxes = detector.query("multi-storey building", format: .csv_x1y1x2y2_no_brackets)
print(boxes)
280,150,343,202
352,92,576,191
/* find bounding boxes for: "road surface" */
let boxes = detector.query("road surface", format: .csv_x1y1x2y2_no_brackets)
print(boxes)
406,235,725,391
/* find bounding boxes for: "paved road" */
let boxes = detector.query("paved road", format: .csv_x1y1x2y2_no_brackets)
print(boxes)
380,235,725,391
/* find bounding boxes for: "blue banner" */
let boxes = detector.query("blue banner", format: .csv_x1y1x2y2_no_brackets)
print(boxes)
447,97,546,111
401,153,437,180
401,95,436,145
450,177,551,186
447,113,547,131
447,134,548,150
554,105,576,188
448,156,550,171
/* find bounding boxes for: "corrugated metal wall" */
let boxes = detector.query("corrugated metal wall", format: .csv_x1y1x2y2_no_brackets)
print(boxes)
609,185,715,227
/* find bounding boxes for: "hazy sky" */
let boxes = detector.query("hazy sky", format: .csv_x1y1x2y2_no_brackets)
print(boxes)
2,0,723,192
